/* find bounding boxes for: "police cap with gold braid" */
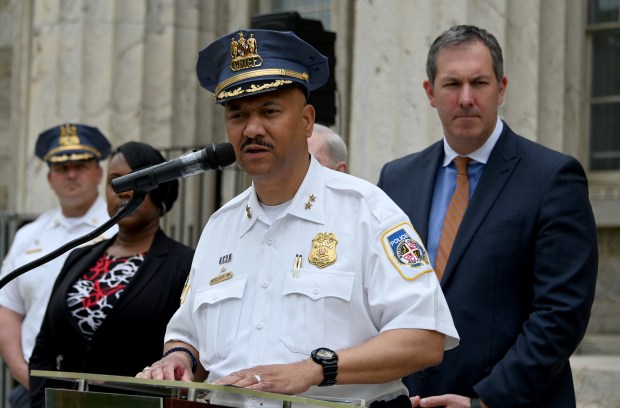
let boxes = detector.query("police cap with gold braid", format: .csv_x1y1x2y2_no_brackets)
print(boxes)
196,29,329,104
35,123,111,164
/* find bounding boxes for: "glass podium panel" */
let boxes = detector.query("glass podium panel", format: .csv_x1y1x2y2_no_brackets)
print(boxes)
32,370,366,408
46,389,164,408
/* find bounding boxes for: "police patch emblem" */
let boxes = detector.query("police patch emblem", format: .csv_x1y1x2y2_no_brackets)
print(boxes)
382,222,432,280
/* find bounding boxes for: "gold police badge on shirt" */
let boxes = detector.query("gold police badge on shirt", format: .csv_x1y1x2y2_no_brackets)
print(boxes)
308,232,338,269
382,222,433,281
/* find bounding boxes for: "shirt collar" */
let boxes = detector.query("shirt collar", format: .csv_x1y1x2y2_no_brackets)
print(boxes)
239,156,326,237
442,116,503,167
286,156,325,224
52,196,107,229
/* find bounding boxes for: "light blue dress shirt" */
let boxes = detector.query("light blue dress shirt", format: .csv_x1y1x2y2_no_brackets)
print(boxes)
427,118,504,267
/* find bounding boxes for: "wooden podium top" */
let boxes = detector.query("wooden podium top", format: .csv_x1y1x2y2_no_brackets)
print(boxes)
31,370,365,408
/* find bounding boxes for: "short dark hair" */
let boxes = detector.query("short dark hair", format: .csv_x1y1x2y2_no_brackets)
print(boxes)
426,25,504,85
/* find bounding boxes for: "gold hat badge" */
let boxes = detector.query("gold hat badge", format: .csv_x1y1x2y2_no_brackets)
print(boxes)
45,124,96,163
229,31,263,72
59,124,80,147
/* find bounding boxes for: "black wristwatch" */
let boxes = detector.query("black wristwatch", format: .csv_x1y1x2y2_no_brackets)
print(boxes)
311,347,338,386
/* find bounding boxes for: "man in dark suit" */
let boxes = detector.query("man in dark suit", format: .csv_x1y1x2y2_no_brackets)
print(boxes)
377,25,598,408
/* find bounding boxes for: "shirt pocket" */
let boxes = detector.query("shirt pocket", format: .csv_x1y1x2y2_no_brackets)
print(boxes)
193,276,247,365
280,270,354,354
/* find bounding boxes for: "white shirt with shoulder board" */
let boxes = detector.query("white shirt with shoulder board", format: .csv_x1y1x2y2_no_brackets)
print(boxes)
0,196,117,361
166,157,459,408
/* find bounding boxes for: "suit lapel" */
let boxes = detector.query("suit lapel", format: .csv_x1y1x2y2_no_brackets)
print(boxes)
409,142,443,244
440,125,520,285
112,229,168,311
58,242,109,296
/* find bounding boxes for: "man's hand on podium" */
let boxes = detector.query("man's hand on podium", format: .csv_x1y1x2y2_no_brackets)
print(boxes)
213,358,322,395
136,342,206,382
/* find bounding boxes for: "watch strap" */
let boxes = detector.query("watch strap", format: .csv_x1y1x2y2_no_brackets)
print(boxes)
319,358,338,386
311,347,338,387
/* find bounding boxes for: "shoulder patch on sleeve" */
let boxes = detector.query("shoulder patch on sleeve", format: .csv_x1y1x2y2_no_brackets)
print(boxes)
381,222,433,281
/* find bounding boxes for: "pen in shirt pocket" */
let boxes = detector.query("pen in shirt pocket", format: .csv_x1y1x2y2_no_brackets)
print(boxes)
293,254,302,278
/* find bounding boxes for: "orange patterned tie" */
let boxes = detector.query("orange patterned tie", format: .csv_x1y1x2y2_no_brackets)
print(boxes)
435,156,470,280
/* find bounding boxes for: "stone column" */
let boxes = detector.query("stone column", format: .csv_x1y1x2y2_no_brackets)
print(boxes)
6,0,229,215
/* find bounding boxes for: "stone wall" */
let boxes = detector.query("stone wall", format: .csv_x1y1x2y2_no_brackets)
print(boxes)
589,228,620,335
348,0,588,184
0,0,14,211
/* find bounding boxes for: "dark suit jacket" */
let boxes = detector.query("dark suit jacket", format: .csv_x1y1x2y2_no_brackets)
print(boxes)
29,229,194,407
377,122,598,408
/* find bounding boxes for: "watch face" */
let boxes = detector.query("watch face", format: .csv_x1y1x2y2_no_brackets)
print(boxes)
317,349,335,359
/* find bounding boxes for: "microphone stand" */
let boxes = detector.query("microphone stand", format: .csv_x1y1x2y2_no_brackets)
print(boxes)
0,192,147,291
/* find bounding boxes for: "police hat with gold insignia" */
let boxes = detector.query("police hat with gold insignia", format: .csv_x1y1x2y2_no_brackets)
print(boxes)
196,29,329,104
35,123,111,164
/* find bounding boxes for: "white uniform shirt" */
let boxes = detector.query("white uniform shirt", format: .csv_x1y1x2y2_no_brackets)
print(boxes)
0,196,117,361
166,158,458,407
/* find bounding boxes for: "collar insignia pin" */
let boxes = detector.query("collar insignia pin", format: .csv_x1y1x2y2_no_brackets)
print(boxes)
246,205,252,219
305,194,316,210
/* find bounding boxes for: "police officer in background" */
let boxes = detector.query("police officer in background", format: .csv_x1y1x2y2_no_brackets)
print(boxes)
137,28,459,408
0,123,117,408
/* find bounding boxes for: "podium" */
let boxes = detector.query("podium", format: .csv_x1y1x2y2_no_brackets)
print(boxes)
31,370,366,408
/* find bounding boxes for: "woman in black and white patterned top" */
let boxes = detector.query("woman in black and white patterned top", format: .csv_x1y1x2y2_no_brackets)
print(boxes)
29,142,196,408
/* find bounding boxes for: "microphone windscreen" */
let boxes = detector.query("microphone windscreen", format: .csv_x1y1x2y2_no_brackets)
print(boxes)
208,143,236,169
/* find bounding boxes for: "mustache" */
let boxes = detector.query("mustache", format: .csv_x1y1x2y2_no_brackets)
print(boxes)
240,138,274,150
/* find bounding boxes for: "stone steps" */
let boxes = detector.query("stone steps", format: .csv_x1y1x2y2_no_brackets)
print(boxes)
576,334,620,355
572,334,620,408
572,355,620,408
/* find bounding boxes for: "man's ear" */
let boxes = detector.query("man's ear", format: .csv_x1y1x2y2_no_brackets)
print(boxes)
423,80,437,108
498,76,508,106
96,164,103,184
302,104,316,137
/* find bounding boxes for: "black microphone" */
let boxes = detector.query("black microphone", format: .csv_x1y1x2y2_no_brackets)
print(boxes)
112,142,236,193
